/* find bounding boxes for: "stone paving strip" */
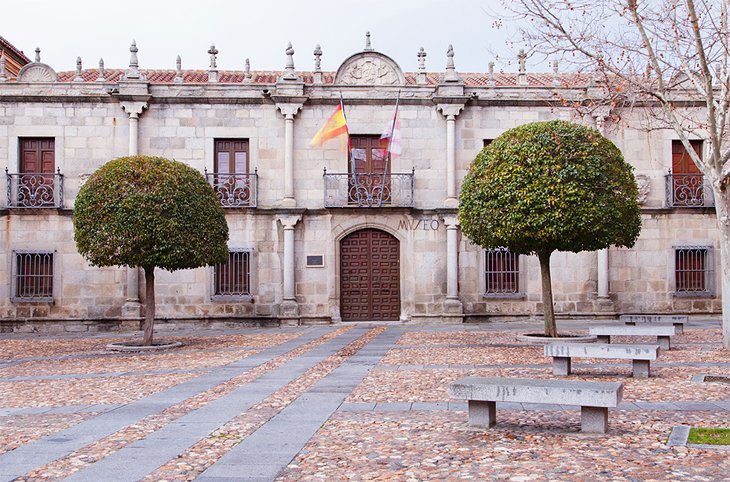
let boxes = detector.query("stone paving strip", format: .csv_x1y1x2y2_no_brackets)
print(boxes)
52,326,372,482
0,332,296,363
0,368,208,382
0,373,202,408
0,349,264,378
0,413,99,457
140,326,392,481
0,327,335,481
194,326,401,482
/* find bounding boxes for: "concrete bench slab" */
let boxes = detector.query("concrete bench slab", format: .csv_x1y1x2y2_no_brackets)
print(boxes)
620,314,687,334
544,343,659,378
449,376,623,433
588,325,678,350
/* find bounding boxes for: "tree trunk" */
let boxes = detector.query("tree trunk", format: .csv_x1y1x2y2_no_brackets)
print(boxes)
538,250,558,337
143,266,155,346
714,187,730,350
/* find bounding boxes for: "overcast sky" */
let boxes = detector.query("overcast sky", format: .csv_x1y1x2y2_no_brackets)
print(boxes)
3,0,525,74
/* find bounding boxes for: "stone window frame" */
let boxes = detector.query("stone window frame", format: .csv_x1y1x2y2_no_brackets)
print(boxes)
10,250,56,303
211,248,255,301
672,245,715,298
481,248,526,300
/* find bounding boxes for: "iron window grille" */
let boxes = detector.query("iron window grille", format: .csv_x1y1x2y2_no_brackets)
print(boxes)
485,248,520,296
12,251,55,302
213,250,251,297
674,246,714,296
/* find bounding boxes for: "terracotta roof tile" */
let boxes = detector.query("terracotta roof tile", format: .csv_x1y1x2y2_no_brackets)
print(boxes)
52,68,594,88
0,35,31,64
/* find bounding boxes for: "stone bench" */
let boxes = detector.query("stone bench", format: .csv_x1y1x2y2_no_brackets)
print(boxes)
619,314,688,334
588,325,678,350
544,343,659,378
449,376,623,433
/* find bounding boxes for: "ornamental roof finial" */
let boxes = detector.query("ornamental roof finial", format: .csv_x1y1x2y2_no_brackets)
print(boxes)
174,55,183,83
444,44,459,82
364,31,373,51
243,58,252,83
74,57,84,82
124,40,143,80
313,44,322,71
282,42,297,80
96,58,106,82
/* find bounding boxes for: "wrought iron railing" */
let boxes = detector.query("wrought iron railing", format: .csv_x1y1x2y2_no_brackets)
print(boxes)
6,168,63,208
205,170,258,208
665,172,714,208
323,168,415,207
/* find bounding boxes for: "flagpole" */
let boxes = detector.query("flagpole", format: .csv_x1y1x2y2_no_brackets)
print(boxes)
379,90,400,206
340,90,360,205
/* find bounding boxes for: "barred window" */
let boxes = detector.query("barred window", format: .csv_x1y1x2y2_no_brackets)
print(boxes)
12,251,54,301
485,248,519,295
675,246,713,295
213,250,251,297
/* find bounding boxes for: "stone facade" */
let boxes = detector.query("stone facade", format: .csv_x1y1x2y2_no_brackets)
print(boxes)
0,39,722,331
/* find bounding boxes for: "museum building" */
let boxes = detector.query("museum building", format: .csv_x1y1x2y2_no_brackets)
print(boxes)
0,34,721,331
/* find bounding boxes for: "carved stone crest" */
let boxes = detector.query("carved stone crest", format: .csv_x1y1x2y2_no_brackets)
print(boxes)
335,52,405,86
17,63,58,82
635,174,651,205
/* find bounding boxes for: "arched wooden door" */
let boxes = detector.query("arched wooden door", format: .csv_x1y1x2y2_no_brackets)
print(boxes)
340,229,400,321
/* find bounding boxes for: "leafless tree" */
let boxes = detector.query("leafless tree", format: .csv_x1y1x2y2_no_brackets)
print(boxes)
504,0,730,348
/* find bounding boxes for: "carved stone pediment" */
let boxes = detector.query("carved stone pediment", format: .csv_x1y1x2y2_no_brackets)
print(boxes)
16,63,58,82
335,52,405,86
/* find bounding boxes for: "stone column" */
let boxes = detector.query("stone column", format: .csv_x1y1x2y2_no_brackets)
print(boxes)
442,215,464,321
120,101,148,318
276,103,303,208
277,214,302,323
437,104,465,208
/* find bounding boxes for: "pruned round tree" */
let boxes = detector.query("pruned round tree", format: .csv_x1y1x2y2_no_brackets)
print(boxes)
73,156,229,346
459,120,641,336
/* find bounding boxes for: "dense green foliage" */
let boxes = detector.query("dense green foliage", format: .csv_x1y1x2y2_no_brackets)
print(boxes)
73,156,229,271
459,120,641,255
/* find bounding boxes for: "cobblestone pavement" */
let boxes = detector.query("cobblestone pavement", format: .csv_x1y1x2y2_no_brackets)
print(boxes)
0,320,728,481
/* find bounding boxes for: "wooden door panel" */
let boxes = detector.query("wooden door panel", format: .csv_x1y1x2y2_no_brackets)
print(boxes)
672,140,702,174
340,229,400,321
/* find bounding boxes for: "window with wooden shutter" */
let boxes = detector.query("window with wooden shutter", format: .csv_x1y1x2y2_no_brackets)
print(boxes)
348,135,391,204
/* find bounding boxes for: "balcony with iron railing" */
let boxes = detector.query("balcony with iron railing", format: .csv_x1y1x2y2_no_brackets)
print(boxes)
205,169,258,208
665,172,715,208
6,168,64,208
323,168,415,208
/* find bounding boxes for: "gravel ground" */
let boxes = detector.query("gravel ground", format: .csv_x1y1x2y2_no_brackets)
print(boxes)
1,323,728,481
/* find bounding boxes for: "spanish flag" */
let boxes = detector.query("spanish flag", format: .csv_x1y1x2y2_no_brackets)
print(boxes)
310,102,348,147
